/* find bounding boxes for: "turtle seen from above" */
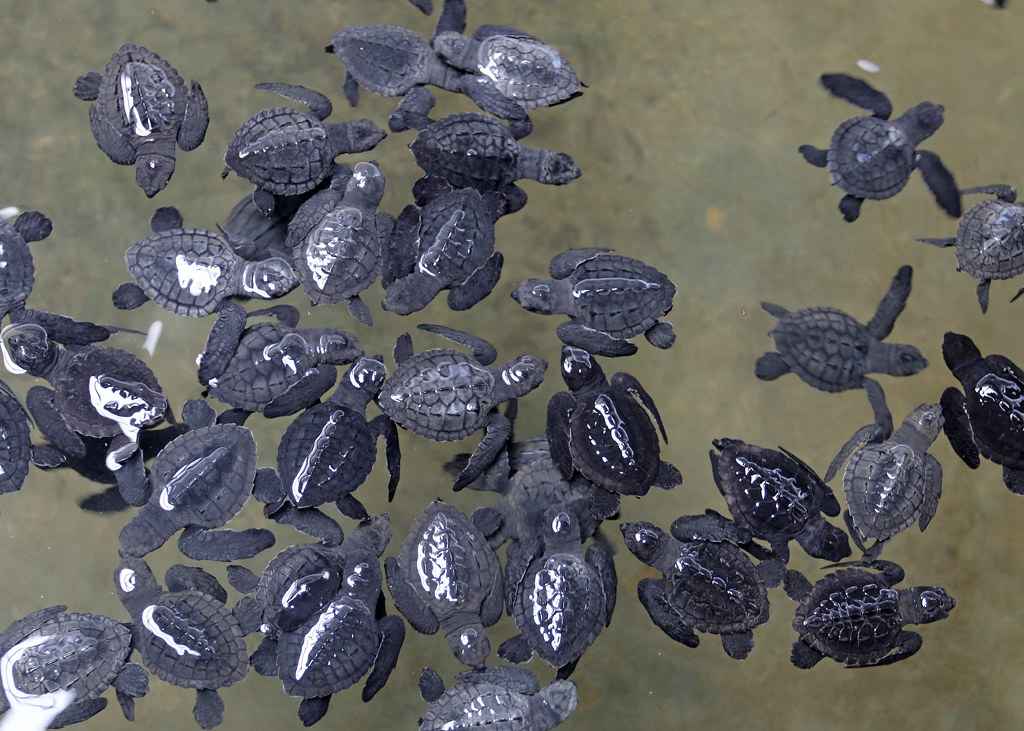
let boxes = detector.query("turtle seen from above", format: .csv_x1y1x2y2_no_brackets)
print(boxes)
0,378,31,511
756,265,927,438
0,209,51,321
799,72,960,222
73,43,209,197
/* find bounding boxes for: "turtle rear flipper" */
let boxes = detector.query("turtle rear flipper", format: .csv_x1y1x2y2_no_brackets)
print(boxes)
193,688,224,731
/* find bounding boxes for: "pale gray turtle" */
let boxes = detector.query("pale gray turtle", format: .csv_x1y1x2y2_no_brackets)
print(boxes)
73,43,209,197
785,560,954,668
756,265,927,438
799,73,960,222
513,248,676,357
223,83,386,215
417,666,578,731
286,162,392,324
825,404,944,561
0,606,149,727
385,499,503,668
115,206,298,317
378,324,547,489
919,183,1024,313
500,505,616,678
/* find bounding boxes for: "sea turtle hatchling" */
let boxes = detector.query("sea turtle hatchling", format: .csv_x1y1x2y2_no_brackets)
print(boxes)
0,378,31,511
799,72,960,222
0,209,51,321
512,247,677,357
378,324,547,489
73,43,209,197
825,403,944,560
417,666,578,731
785,559,954,668
918,183,1024,313
0,605,149,727
940,331,1024,493
756,265,927,438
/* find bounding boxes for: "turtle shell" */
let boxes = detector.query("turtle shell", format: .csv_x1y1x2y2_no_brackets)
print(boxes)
276,402,376,508
94,43,189,143
472,31,580,109
565,254,675,340
769,307,870,392
954,199,1024,280
125,228,243,317
416,188,495,285
0,219,35,316
0,384,31,497
225,109,333,195
378,349,496,441
331,25,434,96
292,203,384,306
410,113,520,192
256,544,345,633
827,116,913,200
419,680,535,731
958,354,1024,467
844,443,928,542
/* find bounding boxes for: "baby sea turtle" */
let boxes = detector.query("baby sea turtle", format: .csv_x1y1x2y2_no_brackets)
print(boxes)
223,83,386,215
0,605,149,726
756,265,927,438
547,346,681,496
919,183,1024,313
73,43,209,197
500,505,616,678
417,666,578,731
620,514,773,660
0,378,31,511
940,331,1024,493
825,404,944,560
385,499,503,668
199,303,362,416
382,187,504,315
115,206,298,317
512,248,676,357
785,559,954,668
710,438,850,572
799,73,960,222
115,557,260,729
0,210,51,321
378,324,547,489
285,162,392,324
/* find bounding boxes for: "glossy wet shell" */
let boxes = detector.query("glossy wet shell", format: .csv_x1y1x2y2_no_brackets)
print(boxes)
95,43,189,142
563,254,675,339
0,387,31,497
410,113,520,192
954,199,1024,280
792,568,903,665
52,346,164,438
332,25,434,95
379,349,496,441
125,228,243,317
419,680,534,731
0,219,35,315
769,307,870,392
293,204,384,306
844,443,928,541
826,116,913,200
498,456,603,547
135,593,247,689
416,189,495,284
8,613,131,702
277,402,376,508
957,355,1024,466
225,109,333,195
568,387,661,494
475,34,580,109
256,544,344,633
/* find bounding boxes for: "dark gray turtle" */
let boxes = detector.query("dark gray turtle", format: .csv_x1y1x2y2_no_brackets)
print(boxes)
0,210,51,320
0,606,148,727
114,206,298,317
710,438,850,574
620,515,773,660
940,331,1024,493
115,557,261,729
385,499,503,668
825,404,944,560
274,356,400,525
382,187,503,315
199,303,362,416
223,83,386,215
512,248,676,357
0,378,31,510
919,183,1024,313
286,162,392,324
73,43,209,197
500,505,616,678
547,346,681,496
378,324,547,489
756,265,927,438
799,73,960,222
785,559,954,668
417,666,578,731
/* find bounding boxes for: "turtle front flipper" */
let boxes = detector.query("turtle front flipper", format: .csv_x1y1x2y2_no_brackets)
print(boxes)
755,352,790,380
384,557,441,635
266,502,345,545
362,614,405,702
89,105,137,165
177,81,210,152
262,365,338,418
457,75,532,139
113,282,151,310
198,302,248,386
637,578,699,648
820,73,893,119
939,387,980,468
915,149,961,218
557,321,636,357
721,630,755,660
452,411,512,490
866,265,913,340
448,251,503,311
177,525,276,562
546,391,576,480
862,377,894,439
611,372,668,442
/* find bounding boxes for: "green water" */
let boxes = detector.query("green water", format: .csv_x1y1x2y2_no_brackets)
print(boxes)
0,0,1020,728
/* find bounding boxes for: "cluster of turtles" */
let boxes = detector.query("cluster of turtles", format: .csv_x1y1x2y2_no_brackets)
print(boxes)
5,0,1024,728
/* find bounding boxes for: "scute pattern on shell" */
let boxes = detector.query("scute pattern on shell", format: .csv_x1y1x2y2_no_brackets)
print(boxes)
568,255,675,340
827,116,914,200
770,307,870,391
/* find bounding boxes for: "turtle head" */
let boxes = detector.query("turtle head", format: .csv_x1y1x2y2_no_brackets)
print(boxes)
797,517,851,563
907,402,944,441
430,31,470,66
135,153,176,198
538,151,581,186
511,279,559,314
559,346,603,391
311,329,363,365
499,354,547,397
906,586,955,624
872,343,927,377
619,521,668,565
942,331,983,375
1,323,59,377
241,257,299,299
345,356,387,397
346,161,386,207
445,623,491,669
114,556,162,618
537,680,579,725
